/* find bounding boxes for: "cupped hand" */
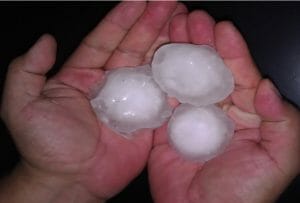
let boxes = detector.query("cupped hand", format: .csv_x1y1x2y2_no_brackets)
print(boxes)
148,10,300,203
0,2,187,201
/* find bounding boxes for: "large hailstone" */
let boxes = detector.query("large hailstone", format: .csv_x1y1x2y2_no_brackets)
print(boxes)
168,104,234,161
152,43,234,106
90,65,172,135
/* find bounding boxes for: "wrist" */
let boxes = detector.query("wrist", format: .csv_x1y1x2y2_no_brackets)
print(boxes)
0,162,105,203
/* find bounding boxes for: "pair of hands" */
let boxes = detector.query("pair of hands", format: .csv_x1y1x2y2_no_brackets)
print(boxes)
1,2,300,203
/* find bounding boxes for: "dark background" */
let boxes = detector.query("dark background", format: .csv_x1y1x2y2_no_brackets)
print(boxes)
1,2,300,202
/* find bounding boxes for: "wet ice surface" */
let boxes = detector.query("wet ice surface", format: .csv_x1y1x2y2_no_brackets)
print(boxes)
152,43,234,106
90,43,235,162
168,104,235,161
90,65,172,135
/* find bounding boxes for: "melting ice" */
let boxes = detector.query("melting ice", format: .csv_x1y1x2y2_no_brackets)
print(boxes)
90,43,235,161
168,104,234,161
90,65,172,135
152,43,234,106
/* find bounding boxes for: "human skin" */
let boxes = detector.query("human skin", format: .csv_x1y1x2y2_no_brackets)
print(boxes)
148,10,300,203
1,2,300,203
0,2,187,202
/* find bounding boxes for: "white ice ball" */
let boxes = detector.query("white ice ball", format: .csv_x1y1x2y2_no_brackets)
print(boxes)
152,43,234,106
91,65,172,135
168,104,234,161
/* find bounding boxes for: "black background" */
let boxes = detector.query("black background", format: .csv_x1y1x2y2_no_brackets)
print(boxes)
0,2,300,203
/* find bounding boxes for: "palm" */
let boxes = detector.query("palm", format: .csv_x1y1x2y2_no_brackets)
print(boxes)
18,79,152,197
149,11,300,203
149,126,287,203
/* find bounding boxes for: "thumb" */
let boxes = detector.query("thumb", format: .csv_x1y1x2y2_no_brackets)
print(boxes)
255,79,299,122
1,34,56,121
254,79,285,122
255,79,300,174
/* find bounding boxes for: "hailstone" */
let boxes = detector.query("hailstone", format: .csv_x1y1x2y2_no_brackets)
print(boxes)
168,104,234,161
152,43,234,106
90,65,172,135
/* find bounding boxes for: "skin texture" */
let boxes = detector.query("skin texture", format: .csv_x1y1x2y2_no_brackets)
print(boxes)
1,2,300,203
0,2,187,202
148,10,300,203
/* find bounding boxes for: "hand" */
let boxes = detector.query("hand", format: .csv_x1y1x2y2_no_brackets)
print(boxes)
0,2,187,202
148,11,300,203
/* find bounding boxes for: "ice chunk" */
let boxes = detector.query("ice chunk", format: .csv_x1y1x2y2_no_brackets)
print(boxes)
168,104,234,161
90,65,172,135
152,43,234,106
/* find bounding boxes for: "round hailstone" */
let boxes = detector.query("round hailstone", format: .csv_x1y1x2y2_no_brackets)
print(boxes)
152,43,234,106
90,65,172,135
168,104,234,161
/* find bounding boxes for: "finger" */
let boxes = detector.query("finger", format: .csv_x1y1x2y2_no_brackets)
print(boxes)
255,79,291,122
144,3,188,63
52,2,146,95
105,1,177,69
187,10,215,47
64,2,146,69
142,22,169,64
215,21,261,113
169,13,189,42
1,34,56,119
255,79,300,174
153,123,169,146
225,105,261,130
